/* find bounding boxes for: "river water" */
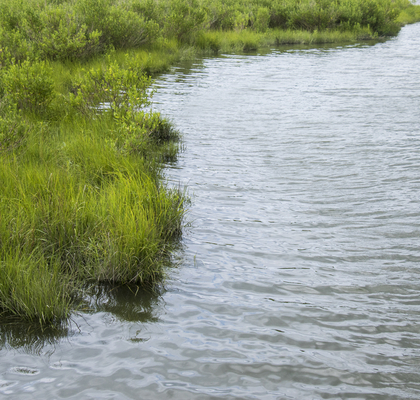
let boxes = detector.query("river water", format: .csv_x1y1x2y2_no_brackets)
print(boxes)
1,23,420,399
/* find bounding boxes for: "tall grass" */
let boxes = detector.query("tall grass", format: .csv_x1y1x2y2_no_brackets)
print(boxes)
0,251,74,324
195,27,376,53
0,122,185,322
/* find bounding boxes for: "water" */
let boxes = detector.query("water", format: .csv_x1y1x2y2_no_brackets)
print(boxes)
1,24,420,399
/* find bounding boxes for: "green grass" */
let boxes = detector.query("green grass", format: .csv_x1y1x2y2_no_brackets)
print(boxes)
0,118,185,323
0,0,417,65
0,252,74,324
0,51,186,326
194,27,379,54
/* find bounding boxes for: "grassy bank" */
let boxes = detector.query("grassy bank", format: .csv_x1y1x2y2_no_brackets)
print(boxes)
0,50,186,325
1,0,419,326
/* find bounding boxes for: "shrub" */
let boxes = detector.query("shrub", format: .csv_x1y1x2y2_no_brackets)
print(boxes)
164,0,207,43
69,58,177,152
130,0,164,24
254,7,270,33
2,60,56,114
75,0,159,50
269,1,293,29
0,25,33,63
203,1,238,30
69,59,153,116
34,7,102,62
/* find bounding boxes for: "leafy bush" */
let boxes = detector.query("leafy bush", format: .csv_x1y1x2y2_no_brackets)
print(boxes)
2,60,56,114
0,0,100,62
34,7,102,61
397,1,420,25
164,0,207,42
267,0,401,34
254,7,270,32
0,0,409,65
75,0,159,50
203,1,237,30
70,59,152,115
69,58,176,153
0,24,33,63
0,0,160,63
269,0,294,29
130,0,164,23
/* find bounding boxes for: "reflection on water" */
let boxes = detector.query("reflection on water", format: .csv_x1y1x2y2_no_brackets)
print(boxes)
1,23,420,399
0,284,165,353
82,283,163,323
0,321,69,355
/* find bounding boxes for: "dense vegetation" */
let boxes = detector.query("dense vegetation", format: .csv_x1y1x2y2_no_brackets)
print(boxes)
1,0,419,326
0,0,419,63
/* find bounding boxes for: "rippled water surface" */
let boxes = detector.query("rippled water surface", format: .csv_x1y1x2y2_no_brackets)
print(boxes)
1,24,420,399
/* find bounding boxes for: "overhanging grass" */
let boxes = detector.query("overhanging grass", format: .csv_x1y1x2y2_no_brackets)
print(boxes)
0,118,185,319
0,252,74,325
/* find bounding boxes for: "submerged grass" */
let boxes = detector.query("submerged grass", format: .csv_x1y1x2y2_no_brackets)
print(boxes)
0,0,419,327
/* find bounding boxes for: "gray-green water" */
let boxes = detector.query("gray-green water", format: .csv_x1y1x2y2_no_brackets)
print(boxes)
1,23,420,399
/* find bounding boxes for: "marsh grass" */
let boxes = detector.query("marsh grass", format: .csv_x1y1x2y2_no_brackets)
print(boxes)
195,27,377,54
0,0,414,65
0,127,185,322
0,252,74,324
0,49,186,325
